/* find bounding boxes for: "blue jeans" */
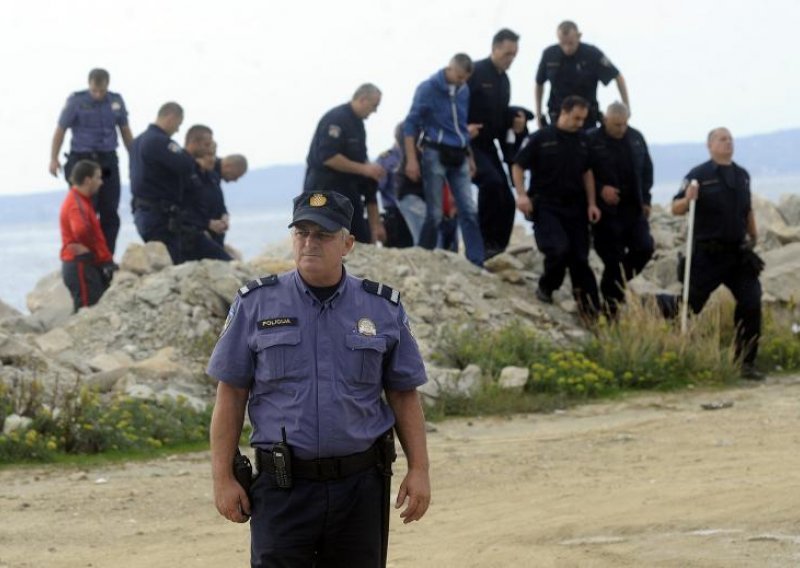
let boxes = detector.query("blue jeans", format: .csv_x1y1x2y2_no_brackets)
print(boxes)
419,147,484,266
397,194,426,246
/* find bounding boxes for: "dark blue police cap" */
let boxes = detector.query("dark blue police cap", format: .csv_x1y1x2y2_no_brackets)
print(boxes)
289,191,354,232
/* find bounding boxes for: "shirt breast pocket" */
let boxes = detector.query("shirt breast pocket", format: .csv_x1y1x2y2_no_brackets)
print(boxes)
254,330,302,382
345,334,388,384
78,106,103,129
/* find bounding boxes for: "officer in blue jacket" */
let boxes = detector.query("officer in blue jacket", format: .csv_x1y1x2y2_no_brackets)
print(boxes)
512,96,601,321
50,68,133,254
672,128,763,380
403,53,485,266
588,102,654,314
130,102,199,264
208,190,431,567
535,21,629,130
304,84,386,244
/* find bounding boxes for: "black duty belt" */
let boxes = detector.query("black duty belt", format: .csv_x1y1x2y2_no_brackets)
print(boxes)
256,443,380,482
132,197,179,214
68,151,117,160
696,240,743,253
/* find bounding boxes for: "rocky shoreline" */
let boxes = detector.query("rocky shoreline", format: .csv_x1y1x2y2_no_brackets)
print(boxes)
2,194,800,434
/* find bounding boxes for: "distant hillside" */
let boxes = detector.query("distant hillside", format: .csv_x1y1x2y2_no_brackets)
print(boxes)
1,129,797,224
649,128,800,184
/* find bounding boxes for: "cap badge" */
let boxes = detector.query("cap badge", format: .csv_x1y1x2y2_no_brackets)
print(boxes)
309,193,327,207
357,318,377,336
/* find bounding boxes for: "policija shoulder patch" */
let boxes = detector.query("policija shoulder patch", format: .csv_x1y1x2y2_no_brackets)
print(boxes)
258,317,298,330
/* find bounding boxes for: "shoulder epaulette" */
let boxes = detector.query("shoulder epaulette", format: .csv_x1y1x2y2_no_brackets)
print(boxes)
362,279,400,305
238,274,278,296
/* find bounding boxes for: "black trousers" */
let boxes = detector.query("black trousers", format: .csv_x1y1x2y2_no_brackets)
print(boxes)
62,259,108,312
181,229,232,262
250,467,384,568
65,151,121,254
473,144,515,258
533,203,599,315
593,210,654,309
688,248,762,364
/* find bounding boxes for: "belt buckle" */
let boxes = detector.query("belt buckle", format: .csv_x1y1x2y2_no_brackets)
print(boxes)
316,458,340,481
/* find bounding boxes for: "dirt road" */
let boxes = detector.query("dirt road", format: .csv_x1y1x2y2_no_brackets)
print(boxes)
2,376,800,567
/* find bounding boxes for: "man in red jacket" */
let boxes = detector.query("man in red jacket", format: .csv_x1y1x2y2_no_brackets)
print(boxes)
60,160,117,311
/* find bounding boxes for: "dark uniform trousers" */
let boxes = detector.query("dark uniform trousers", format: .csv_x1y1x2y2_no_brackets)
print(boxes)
65,151,121,254
62,258,108,312
688,247,762,364
473,144,516,258
250,468,384,568
133,208,182,265
592,209,654,308
181,228,232,262
534,202,600,314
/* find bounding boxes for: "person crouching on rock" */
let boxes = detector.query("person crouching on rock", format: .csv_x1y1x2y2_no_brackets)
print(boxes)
59,159,117,311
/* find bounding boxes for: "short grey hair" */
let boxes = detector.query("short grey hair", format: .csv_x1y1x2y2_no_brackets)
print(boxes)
352,83,381,101
605,101,630,119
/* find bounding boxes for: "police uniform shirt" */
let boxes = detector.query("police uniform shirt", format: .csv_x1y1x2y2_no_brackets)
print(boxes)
588,126,653,211
207,270,427,460
674,160,752,244
467,57,511,147
58,90,129,153
513,126,591,202
130,124,197,204
184,164,226,229
305,103,377,205
535,43,619,114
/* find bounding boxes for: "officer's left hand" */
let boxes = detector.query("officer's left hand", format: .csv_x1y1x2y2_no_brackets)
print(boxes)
395,468,431,524
468,157,477,179
600,185,620,206
643,205,652,219
588,205,602,224
371,222,387,244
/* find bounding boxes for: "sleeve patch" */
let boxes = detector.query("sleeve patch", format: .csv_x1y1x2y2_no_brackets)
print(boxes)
327,124,342,138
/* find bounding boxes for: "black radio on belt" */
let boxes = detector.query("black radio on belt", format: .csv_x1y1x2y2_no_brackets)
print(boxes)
272,427,293,489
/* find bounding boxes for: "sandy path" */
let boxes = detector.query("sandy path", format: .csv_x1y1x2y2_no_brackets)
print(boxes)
2,376,800,567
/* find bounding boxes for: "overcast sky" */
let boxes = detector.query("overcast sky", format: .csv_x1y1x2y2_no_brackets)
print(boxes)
1,0,797,196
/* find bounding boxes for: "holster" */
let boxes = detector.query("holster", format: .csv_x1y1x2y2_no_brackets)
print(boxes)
233,448,253,496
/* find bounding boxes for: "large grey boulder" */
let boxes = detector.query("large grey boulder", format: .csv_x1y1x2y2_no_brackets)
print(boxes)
778,194,800,226
26,271,73,331
761,242,800,303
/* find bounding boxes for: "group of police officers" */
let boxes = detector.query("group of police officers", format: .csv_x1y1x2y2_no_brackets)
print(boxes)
51,19,765,568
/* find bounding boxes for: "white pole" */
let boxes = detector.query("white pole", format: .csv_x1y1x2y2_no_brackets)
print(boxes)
681,180,699,334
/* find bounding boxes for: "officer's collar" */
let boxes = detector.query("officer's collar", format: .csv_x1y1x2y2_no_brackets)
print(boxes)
293,267,349,308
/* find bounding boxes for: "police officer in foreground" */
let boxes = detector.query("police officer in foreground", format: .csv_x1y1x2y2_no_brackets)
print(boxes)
208,191,431,567
535,21,629,130
50,68,134,254
304,84,387,244
467,28,530,260
130,102,200,264
512,95,601,320
672,128,764,380
588,101,654,315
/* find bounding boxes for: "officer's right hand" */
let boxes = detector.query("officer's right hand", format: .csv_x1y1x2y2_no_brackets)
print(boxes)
214,477,251,523
537,115,548,130
600,185,620,206
49,159,61,177
467,123,483,139
362,163,386,183
405,159,421,183
515,194,533,216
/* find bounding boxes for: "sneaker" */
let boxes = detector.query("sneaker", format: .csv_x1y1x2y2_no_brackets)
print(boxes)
741,364,765,381
536,286,553,304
